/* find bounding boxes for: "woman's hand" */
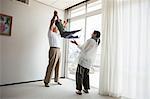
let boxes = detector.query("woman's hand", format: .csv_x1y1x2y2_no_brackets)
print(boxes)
70,40,78,45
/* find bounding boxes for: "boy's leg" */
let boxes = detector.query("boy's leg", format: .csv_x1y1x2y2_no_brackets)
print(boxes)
62,29,81,37
55,19,81,39
55,19,81,38
65,35,79,39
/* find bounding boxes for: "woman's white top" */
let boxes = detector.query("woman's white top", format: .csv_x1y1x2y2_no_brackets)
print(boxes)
77,38,98,69
48,30,61,48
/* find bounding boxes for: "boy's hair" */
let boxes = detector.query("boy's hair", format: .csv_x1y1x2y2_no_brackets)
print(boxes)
54,10,57,16
94,30,101,38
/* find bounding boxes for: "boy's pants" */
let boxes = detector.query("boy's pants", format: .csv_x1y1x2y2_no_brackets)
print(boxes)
55,20,81,38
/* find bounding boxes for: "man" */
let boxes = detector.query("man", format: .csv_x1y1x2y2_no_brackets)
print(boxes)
71,30,101,95
44,12,62,87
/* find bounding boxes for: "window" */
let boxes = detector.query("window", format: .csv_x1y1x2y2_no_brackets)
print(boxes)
87,0,102,13
65,0,102,88
86,14,102,87
86,14,102,40
70,6,86,18
67,19,85,79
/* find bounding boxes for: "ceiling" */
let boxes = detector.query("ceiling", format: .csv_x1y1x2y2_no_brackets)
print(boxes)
36,0,86,10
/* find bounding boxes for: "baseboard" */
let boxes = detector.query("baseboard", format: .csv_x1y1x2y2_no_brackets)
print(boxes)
60,77,65,78
0,77,66,87
0,79,43,87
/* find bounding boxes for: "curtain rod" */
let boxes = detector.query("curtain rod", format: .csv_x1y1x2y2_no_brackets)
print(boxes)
65,0,90,10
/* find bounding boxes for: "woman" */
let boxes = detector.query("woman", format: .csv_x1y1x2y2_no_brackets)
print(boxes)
71,30,101,95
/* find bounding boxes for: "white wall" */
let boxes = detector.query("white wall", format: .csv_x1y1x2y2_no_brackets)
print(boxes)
0,36,1,98
0,42,1,98
0,0,2,98
1,0,64,84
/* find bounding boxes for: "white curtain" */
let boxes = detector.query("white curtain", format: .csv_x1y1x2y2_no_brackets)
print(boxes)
99,0,150,99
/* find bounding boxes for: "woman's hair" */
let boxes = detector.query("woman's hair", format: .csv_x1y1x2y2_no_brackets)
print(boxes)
94,30,101,38
93,30,101,45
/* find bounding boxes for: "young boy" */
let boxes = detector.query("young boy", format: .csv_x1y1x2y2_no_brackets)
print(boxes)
51,10,81,39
